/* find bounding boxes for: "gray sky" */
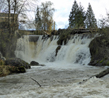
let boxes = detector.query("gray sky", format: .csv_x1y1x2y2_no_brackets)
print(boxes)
39,0,109,29
0,0,109,29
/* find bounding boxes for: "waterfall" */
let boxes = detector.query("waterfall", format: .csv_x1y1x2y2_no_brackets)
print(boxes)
15,34,93,68
1,34,108,98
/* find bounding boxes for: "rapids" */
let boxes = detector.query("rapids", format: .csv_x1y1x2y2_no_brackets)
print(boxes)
0,34,109,98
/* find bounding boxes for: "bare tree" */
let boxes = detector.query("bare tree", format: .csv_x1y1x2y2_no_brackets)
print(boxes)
0,0,38,32
0,0,38,57
35,1,55,34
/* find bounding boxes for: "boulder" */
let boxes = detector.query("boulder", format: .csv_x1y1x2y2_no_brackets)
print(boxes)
30,61,46,66
89,35,109,66
5,58,31,69
8,66,26,73
30,61,39,65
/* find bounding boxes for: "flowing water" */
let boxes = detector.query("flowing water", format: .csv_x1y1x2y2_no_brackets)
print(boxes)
0,34,109,98
15,34,92,66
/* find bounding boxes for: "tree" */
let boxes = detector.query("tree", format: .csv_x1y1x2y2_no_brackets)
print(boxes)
85,3,97,29
76,3,86,28
69,0,79,28
0,0,38,57
35,6,42,34
0,0,38,31
69,0,86,29
35,1,55,34
99,12,109,37
53,21,55,30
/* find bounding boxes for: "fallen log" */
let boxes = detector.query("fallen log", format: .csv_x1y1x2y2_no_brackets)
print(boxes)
95,68,109,78
31,77,41,87
79,67,109,84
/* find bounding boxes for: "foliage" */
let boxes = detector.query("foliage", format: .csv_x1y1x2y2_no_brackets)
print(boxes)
69,0,86,29
99,12,109,27
99,12,109,38
68,1,97,29
35,1,55,34
35,6,42,34
85,3,97,29
0,0,38,57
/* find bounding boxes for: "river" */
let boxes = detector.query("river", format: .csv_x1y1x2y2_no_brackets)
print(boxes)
0,34,109,98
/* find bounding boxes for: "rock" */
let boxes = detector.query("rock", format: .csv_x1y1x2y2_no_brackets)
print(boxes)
29,35,39,42
0,58,27,76
30,61,45,66
39,64,45,66
30,61,39,65
5,58,31,69
89,35,109,66
55,46,61,56
8,66,26,73
51,30,57,35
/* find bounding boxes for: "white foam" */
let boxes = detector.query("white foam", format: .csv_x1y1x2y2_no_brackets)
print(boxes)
0,76,109,98
15,34,93,68
8,34,109,97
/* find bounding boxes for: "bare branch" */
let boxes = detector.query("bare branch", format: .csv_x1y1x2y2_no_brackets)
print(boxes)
31,77,42,87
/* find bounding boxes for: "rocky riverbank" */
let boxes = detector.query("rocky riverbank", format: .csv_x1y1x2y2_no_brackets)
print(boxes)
0,58,31,77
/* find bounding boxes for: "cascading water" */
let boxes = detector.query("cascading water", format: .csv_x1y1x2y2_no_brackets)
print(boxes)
1,34,109,98
15,34,93,68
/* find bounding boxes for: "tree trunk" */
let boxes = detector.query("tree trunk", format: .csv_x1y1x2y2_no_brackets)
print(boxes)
95,68,109,78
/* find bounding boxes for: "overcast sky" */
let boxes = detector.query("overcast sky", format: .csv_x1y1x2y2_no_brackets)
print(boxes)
38,0,109,29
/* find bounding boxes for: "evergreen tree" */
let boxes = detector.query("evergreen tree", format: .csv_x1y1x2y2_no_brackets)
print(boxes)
85,3,97,29
69,0,79,28
69,0,86,29
76,3,86,28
